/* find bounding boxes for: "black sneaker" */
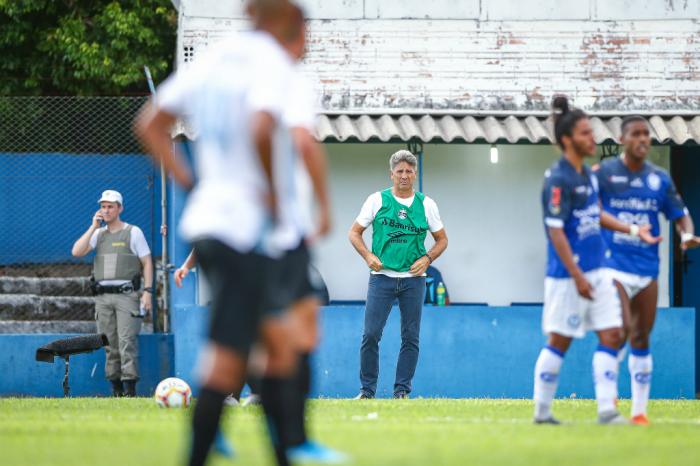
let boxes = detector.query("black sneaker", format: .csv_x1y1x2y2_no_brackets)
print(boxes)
123,379,137,397
534,416,561,425
353,392,373,400
393,391,409,399
110,379,124,397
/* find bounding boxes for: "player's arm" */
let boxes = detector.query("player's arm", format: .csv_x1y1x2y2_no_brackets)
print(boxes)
599,209,660,244
292,127,331,239
251,111,278,219
676,215,700,250
174,249,197,288
548,227,593,300
409,229,448,276
348,222,383,272
134,104,193,191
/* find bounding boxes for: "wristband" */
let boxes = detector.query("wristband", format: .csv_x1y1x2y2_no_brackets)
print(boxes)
629,224,640,237
681,232,694,244
425,252,434,263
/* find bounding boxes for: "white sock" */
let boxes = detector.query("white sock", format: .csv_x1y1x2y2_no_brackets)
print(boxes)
593,345,620,414
629,350,653,417
533,346,564,419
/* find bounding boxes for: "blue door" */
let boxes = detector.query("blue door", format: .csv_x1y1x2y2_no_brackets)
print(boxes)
671,146,700,396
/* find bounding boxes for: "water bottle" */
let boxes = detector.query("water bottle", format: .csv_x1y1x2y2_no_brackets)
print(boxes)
436,282,446,307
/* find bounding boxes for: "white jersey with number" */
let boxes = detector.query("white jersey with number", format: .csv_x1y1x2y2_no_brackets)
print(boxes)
157,31,295,257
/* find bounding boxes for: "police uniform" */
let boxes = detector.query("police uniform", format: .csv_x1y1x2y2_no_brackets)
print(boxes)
596,156,688,297
541,157,621,338
90,220,150,384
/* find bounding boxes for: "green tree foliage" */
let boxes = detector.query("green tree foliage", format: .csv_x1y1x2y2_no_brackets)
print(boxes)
0,1,177,95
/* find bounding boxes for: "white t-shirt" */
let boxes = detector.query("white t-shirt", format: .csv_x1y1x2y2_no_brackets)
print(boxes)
157,31,295,257
268,69,317,251
89,223,150,285
356,190,444,278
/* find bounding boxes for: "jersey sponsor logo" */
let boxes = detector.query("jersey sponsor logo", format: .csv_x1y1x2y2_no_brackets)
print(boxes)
567,314,581,328
647,173,662,191
397,208,408,220
540,372,559,383
630,178,644,188
634,372,652,384
380,219,426,235
609,197,658,211
575,185,590,195
610,175,628,183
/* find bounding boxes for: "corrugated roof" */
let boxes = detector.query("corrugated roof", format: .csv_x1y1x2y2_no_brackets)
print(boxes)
315,114,700,144
175,114,700,144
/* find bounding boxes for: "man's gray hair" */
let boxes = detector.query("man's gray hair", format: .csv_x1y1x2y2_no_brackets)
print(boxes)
389,150,418,171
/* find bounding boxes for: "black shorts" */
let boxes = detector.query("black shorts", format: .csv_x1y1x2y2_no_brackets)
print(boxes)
264,241,324,312
193,239,274,355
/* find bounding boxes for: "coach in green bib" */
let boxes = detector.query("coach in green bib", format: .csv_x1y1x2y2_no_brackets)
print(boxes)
349,150,448,399
71,190,153,397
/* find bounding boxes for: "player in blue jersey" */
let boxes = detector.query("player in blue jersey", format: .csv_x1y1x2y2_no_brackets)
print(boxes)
595,116,700,425
533,97,658,425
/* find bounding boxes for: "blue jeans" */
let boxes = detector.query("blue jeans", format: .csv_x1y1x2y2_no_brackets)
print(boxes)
359,274,426,396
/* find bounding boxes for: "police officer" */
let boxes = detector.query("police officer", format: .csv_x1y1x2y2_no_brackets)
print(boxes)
72,190,153,397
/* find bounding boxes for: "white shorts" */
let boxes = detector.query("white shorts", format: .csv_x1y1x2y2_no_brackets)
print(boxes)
607,269,654,299
543,268,622,339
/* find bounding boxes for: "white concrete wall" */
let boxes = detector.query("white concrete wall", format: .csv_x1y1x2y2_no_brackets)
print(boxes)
316,143,672,306
177,1,700,112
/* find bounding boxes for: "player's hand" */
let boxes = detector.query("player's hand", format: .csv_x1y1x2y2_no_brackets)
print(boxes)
574,273,594,300
316,206,332,239
174,267,189,288
681,235,700,251
140,293,152,313
638,224,662,245
92,210,104,229
365,253,383,272
409,255,431,276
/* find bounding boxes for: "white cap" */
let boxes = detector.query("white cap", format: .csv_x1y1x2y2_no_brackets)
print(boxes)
98,190,123,205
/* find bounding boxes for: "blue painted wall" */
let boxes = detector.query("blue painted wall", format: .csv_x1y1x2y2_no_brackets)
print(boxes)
0,333,173,397
170,304,695,399
0,152,163,265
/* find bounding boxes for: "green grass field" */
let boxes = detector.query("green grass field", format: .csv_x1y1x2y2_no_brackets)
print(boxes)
1,398,699,466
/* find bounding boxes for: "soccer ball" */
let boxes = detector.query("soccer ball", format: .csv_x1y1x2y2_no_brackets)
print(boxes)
154,377,192,408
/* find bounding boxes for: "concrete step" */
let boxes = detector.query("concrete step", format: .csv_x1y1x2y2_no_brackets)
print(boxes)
0,294,94,320
0,320,153,334
0,276,93,297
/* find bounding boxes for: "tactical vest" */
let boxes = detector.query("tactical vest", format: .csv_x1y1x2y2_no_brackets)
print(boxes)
371,189,429,272
93,225,142,282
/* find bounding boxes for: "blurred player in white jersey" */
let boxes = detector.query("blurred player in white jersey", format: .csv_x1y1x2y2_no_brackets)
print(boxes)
135,1,317,465
595,116,700,425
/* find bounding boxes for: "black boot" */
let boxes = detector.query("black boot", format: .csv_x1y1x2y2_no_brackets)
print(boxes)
111,379,124,397
123,379,137,397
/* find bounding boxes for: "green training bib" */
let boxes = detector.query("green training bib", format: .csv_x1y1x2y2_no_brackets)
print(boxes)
371,189,429,272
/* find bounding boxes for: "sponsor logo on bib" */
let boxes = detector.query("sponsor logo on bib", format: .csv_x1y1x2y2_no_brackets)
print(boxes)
397,208,408,220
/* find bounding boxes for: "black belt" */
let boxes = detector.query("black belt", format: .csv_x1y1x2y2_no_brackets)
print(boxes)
94,283,135,295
